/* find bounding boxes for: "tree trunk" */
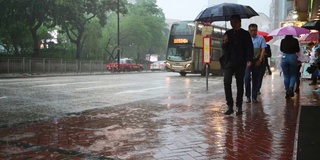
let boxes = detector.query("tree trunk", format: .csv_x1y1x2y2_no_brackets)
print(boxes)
76,42,82,72
29,27,41,74
30,28,40,57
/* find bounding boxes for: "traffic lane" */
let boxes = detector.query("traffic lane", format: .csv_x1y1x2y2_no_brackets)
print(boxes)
0,73,224,127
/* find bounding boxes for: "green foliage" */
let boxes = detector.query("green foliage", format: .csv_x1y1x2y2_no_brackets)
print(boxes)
0,0,167,61
82,18,105,60
0,0,55,57
103,0,167,62
52,0,128,60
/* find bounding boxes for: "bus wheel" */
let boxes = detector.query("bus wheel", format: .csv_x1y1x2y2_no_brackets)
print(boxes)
179,72,187,76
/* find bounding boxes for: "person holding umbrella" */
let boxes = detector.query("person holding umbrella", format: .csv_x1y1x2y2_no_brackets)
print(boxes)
222,15,254,115
280,35,300,98
245,23,267,103
268,25,309,98
195,3,259,115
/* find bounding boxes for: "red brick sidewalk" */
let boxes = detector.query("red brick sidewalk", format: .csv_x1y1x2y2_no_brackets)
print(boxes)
1,73,319,160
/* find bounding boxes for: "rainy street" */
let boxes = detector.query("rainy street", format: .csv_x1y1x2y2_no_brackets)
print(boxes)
1,0,320,159
0,72,224,127
1,72,316,159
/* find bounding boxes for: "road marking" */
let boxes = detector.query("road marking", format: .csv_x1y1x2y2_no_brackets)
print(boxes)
0,96,7,99
0,79,71,85
32,81,100,87
0,78,47,82
75,83,135,91
114,86,165,94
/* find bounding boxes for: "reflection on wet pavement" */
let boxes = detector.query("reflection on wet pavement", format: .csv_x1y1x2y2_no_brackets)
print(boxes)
1,74,320,159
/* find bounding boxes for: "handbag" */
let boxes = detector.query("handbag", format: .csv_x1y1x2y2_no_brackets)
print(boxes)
307,65,317,74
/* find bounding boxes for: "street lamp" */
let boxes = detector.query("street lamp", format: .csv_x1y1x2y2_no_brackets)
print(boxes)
117,0,120,72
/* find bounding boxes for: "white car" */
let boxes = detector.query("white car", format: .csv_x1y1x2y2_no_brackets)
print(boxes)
150,60,166,71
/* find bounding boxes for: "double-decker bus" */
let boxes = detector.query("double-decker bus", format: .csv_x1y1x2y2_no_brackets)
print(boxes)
165,21,227,76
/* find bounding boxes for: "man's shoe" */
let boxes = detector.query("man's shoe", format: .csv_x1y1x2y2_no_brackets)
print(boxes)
294,88,300,94
252,98,258,103
246,97,251,103
224,107,234,115
257,91,261,95
236,107,243,115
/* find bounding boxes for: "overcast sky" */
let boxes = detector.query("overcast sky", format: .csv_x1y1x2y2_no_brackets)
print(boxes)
156,0,272,20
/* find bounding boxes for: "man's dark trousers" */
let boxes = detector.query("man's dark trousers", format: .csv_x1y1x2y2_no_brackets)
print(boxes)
257,59,267,93
224,65,246,108
245,64,261,100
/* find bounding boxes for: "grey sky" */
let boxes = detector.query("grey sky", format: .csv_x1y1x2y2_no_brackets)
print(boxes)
156,0,272,20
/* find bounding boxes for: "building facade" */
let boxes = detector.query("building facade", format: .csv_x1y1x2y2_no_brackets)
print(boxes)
269,0,293,30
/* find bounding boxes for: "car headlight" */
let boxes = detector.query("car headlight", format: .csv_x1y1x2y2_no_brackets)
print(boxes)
185,63,191,68
166,62,171,67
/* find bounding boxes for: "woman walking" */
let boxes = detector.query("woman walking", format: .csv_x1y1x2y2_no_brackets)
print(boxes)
280,35,300,98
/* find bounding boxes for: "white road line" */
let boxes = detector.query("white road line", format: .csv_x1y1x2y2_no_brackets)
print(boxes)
33,84,67,87
0,96,7,99
114,86,165,94
0,79,71,85
32,81,101,87
0,78,47,82
75,83,135,91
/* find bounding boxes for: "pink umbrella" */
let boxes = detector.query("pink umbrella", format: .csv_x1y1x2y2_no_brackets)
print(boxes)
268,26,310,36
299,32,319,41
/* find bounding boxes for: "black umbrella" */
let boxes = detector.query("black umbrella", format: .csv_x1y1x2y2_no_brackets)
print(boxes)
301,20,320,30
195,3,259,22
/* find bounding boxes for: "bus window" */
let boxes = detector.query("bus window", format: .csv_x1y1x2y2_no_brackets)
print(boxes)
167,47,192,62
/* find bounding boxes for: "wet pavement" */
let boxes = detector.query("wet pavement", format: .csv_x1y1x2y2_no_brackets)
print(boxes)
1,72,320,160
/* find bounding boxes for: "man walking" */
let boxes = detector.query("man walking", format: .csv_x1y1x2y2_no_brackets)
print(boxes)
245,24,267,103
221,15,254,115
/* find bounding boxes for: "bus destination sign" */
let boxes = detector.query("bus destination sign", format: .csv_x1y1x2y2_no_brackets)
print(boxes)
173,38,189,44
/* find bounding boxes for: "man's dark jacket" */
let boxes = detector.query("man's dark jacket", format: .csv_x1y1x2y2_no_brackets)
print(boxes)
220,28,254,68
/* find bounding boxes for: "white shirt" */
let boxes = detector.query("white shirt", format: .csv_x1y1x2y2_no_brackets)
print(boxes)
309,47,318,64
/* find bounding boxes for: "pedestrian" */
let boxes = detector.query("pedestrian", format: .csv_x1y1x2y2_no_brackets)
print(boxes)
309,41,320,85
265,44,272,75
245,23,267,103
280,35,300,98
221,15,254,115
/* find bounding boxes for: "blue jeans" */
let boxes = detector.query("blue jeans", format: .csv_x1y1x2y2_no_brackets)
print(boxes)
281,53,297,93
245,63,260,99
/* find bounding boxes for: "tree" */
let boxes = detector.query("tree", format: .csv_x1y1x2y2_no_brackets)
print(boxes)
53,0,127,62
103,0,167,62
82,18,104,59
0,0,54,57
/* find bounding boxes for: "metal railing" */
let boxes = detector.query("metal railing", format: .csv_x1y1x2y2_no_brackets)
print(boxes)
0,57,151,75
0,57,107,74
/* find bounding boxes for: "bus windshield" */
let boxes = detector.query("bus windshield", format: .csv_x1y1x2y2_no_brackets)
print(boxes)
167,47,192,62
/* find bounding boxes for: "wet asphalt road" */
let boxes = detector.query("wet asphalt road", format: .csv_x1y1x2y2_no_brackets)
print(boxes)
0,72,224,127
